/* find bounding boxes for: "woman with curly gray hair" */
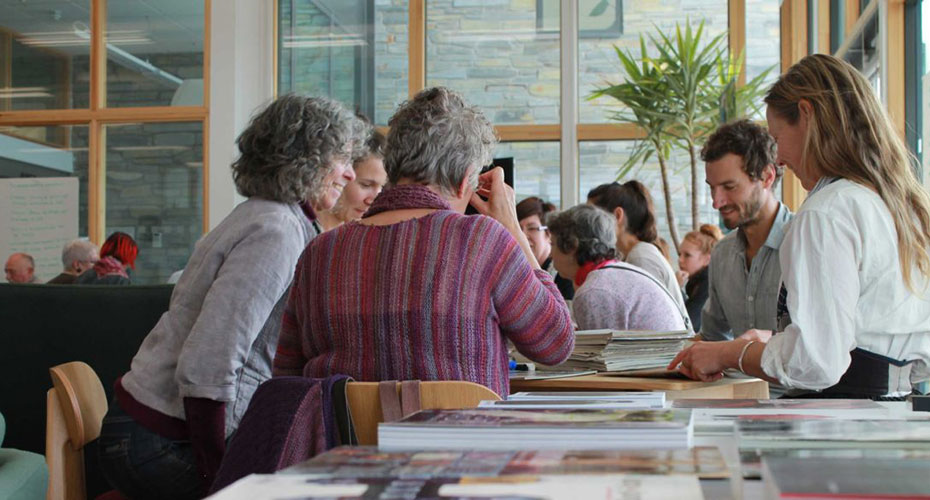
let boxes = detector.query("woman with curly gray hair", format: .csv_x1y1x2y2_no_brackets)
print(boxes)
547,204,688,332
274,87,574,398
98,94,366,500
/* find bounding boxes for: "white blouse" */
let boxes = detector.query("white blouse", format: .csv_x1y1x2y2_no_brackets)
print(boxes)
760,178,930,395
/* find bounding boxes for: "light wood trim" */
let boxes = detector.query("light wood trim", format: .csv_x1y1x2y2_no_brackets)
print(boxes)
728,0,747,86
845,0,861,38
347,381,500,446
0,106,207,125
408,0,425,97
509,374,770,399
496,123,648,143
90,0,106,110
577,123,647,141
88,120,104,243
45,389,84,500
272,0,278,98
0,30,11,112
780,0,809,211
202,0,211,233
817,0,830,54
886,0,905,137
496,124,559,141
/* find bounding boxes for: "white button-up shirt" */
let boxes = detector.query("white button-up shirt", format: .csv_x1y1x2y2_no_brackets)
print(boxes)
761,178,930,395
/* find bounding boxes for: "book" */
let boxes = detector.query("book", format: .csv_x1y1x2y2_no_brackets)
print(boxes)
209,472,706,500
737,418,930,450
761,456,930,499
508,369,597,381
673,399,894,434
740,448,930,480
561,329,695,372
483,391,665,409
285,446,729,479
378,408,694,451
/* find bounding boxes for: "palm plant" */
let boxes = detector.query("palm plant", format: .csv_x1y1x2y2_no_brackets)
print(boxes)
591,20,772,253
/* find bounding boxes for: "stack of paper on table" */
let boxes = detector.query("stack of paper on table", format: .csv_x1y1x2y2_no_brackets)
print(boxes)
480,391,666,409
556,329,694,372
378,408,694,451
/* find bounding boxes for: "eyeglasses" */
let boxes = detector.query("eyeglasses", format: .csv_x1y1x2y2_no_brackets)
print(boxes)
522,225,547,234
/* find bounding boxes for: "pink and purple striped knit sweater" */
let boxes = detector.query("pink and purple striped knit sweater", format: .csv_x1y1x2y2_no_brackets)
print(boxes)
273,208,574,397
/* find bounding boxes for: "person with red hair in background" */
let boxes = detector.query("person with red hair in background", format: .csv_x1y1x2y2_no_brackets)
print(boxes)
75,231,138,285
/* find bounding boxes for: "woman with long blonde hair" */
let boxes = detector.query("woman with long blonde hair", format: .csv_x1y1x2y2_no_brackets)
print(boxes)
670,54,930,399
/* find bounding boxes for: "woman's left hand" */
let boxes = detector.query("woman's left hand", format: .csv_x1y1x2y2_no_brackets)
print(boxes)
667,340,743,382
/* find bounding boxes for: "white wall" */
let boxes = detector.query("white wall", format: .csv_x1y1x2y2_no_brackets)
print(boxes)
208,0,276,230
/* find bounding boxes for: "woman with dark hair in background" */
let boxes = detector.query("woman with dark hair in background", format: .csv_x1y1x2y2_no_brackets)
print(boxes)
74,231,138,285
676,224,724,331
515,196,574,301
588,180,687,316
98,95,367,499
274,87,574,398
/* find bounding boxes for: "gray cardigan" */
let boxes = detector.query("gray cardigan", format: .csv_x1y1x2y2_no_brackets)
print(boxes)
121,198,318,437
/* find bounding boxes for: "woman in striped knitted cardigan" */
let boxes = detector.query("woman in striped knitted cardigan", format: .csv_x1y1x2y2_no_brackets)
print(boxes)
274,87,575,398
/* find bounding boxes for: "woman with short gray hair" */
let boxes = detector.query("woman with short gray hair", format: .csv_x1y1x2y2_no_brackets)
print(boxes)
99,94,367,500
274,87,574,398
548,204,687,332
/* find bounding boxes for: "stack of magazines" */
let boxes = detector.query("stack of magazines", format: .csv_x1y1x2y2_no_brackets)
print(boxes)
378,408,694,451
558,329,694,372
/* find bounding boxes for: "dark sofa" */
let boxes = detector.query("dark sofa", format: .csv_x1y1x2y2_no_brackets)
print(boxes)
0,283,173,496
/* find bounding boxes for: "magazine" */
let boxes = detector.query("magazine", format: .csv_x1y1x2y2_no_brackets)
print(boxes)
761,456,930,499
285,446,729,479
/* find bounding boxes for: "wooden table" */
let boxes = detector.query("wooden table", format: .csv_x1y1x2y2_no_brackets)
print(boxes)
510,374,769,400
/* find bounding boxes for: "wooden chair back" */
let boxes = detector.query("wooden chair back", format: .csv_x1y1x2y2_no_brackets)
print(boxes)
346,380,500,445
46,361,108,500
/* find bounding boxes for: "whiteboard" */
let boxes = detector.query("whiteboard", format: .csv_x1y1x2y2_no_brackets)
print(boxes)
0,177,79,282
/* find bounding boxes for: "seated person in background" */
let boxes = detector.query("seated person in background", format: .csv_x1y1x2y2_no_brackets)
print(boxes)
48,239,99,284
4,252,40,284
318,128,388,231
699,119,792,342
273,87,574,398
516,196,574,301
587,181,687,315
97,95,366,499
547,204,687,332
75,232,137,285
676,224,723,331
671,54,930,399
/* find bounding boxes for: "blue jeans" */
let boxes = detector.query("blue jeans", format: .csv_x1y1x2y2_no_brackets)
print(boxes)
97,399,203,500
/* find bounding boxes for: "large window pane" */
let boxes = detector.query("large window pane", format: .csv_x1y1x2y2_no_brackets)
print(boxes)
106,0,204,107
278,0,408,126
579,141,715,251
426,0,560,125
104,122,202,284
495,141,560,207
745,0,780,101
0,124,89,281
579,3,727,123
0,0,91,110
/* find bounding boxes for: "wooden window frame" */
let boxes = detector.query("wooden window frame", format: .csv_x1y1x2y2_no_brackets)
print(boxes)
0,0,212,242
273,1,836,211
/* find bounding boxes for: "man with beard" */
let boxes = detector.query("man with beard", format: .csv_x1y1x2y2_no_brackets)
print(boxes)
698,119,793,342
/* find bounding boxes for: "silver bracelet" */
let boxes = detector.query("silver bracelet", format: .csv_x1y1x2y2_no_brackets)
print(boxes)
738,340,757,374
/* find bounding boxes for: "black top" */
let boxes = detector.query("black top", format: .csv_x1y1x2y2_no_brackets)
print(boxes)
684,266,709,332
543,257,575,302
46,272,77,285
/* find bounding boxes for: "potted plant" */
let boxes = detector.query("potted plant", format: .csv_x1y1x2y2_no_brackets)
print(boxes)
591,20,771,253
